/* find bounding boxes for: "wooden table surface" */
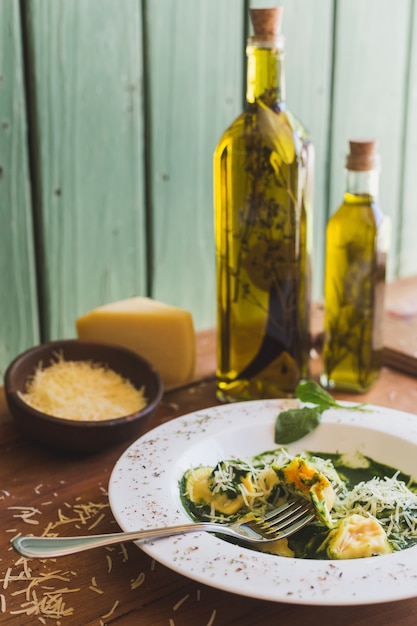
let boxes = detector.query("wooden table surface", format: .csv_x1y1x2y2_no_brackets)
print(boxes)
2,290,417,625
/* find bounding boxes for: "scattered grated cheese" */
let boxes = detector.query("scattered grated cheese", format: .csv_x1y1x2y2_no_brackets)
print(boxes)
8,506,41,525
18,353,147,421
2,568,12,590
41,502,109,536
333,472,417,550
130,573,145,590
3,495,124,622
9,585,78,619
119,543,128,562
57,509,71,524
89,577,104,594
6,566,80,622
88,513,105,530
173,593,189,611
100,599,119,620
206,609,217,626
7,532,22,547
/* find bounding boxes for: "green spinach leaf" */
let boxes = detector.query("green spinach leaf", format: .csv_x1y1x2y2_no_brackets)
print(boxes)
274,380,368,445
295,380,368,411
295,380,339,408
274,405,325,444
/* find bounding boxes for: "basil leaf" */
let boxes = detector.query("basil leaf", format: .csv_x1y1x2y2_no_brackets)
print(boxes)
295,380,338,408
274,380,370,447
295,380,368,412
274,406,324,444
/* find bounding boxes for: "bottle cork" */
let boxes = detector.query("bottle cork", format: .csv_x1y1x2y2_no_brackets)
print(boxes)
345,139,379,171
250,7,283,42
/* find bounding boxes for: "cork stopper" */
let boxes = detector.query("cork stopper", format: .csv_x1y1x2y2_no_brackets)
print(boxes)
345,139,379,171
250,7,283,42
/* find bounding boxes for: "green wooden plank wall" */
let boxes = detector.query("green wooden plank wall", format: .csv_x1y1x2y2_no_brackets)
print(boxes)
0,0,39,376
0,0,416,379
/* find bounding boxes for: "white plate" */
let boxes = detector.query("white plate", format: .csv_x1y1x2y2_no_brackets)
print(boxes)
108,399,417,606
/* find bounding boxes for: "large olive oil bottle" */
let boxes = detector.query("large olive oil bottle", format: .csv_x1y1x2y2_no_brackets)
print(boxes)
214,7,314,402
321,140,389,393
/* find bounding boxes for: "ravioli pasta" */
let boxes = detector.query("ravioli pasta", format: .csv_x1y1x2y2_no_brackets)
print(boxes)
179,448,417,560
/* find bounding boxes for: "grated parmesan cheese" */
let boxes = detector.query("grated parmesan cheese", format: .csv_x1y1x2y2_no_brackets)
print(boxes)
3,495,119,622
18,354,147,421
130,573,145,590
173,594,189,611
100,599,119,620
332,472,417,550
206,609,217,626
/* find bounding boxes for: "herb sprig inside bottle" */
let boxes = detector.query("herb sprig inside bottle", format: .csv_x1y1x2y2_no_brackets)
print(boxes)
274,381,367,444
213,7,314,403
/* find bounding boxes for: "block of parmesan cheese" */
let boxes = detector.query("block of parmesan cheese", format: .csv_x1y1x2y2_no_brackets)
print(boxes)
76,298,196,389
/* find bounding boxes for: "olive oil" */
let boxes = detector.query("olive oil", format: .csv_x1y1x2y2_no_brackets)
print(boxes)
214,7,314,402
321,140,389,393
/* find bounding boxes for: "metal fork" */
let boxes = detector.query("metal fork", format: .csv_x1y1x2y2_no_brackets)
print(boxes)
13,495,317,559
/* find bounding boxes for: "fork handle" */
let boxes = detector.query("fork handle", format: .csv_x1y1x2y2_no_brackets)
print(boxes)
13,522,217,559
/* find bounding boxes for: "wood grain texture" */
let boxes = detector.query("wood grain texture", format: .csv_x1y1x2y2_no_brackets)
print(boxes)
329,0,411,283
23,0,148,340
0,0,39,377
4,374,417,625
146,0,244,329
3,321,417,624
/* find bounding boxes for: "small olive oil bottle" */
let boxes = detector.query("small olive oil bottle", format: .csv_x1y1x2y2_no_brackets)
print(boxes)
214,7,314,402
321,140,389,393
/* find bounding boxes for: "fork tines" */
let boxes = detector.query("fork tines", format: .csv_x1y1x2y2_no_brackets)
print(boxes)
247,497,316,539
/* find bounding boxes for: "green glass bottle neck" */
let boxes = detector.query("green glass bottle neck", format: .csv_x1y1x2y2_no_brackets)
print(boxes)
246,42,285,107
344,169,379,203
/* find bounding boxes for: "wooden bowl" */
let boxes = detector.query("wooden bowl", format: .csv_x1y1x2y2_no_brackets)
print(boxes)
4,339,163,453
